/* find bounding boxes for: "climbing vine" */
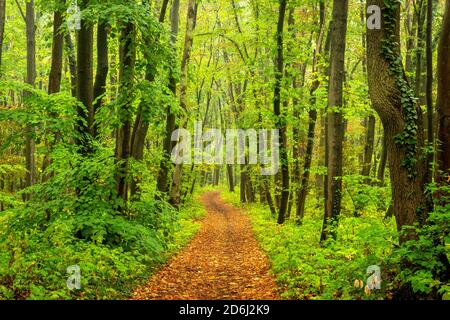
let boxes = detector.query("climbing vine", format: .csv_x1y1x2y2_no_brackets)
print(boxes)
380,0,420,178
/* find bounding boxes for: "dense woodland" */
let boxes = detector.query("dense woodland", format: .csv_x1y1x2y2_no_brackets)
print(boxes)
0,0,449,300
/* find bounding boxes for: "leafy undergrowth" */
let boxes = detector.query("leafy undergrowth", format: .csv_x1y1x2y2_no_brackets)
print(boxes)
221,189,398,300
0,190,205,300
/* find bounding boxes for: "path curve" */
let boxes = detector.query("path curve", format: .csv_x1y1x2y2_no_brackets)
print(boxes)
133,191,279,300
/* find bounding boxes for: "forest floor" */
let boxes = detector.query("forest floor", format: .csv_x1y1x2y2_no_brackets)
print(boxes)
132,191,280,300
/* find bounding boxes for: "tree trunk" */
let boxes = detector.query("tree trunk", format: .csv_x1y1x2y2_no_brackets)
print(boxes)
48,11,63,94
296,1,326,224
414,0,426,104
361,115,376,177
169,0,198,207
115,20,136,205
92,21,109,139
65,32,77,97
366,0,429,243
42,10,64,182
24,0,36,198
274,0,289,225
131,0,171,199
0,0,6,75
320,0,348,242
425,0,434,185
76,0,94,153
436,0,450,184
377,133,388,185
156,0,180,198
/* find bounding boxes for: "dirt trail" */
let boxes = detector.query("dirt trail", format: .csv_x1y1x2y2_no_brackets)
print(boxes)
133,191,279,300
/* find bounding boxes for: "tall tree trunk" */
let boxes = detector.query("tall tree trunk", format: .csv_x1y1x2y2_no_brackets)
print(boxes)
115,20,136,205
424,0,434,186
320,0,348,242
0,0,6,75
405,0,417,81
65,32,77,97
156,0,180,198
414,0,426,105
296,1,326,224
76,0,94,154
366,0,429,243
360,3,376,180
42,10,64,182
169,0,198,207
92,21,109,139
48,11,63,94
274,0,288,225
24,0,36,198
131,0,170,199
436,0,450,185
361,115,376,177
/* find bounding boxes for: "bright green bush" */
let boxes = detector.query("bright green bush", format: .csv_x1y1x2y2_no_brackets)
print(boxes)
0,144,205,300
222,189,397,300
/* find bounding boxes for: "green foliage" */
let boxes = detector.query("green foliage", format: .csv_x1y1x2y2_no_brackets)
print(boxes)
388,183,450,297
222,190,397,300
0,140,206,299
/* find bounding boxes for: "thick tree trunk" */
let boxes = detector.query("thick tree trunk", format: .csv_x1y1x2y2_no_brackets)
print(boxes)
274,0,289,225
366,0,429,242
92,21,109,139
436,0,450,183
321,0,348,242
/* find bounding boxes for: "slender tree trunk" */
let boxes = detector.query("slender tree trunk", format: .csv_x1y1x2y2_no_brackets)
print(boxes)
362,115,376,177
76,0,94,153
169,0,198,207
424,0,434,186
0,0,7,75
92,21,109,139
155,0,179,197
296,1,326,223
367,0,429,243
274,0,288,224
24,0,36,198
48,11,63,94
405,0,416,80
115,20,136,205
377,133,388,185
436,0,450,185
415,0,426,105
65,33,77,97
132,0,171,199
320,0,348,242
42,10,64,182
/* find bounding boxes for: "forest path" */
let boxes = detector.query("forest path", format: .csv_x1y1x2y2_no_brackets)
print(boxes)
132,191,279,300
